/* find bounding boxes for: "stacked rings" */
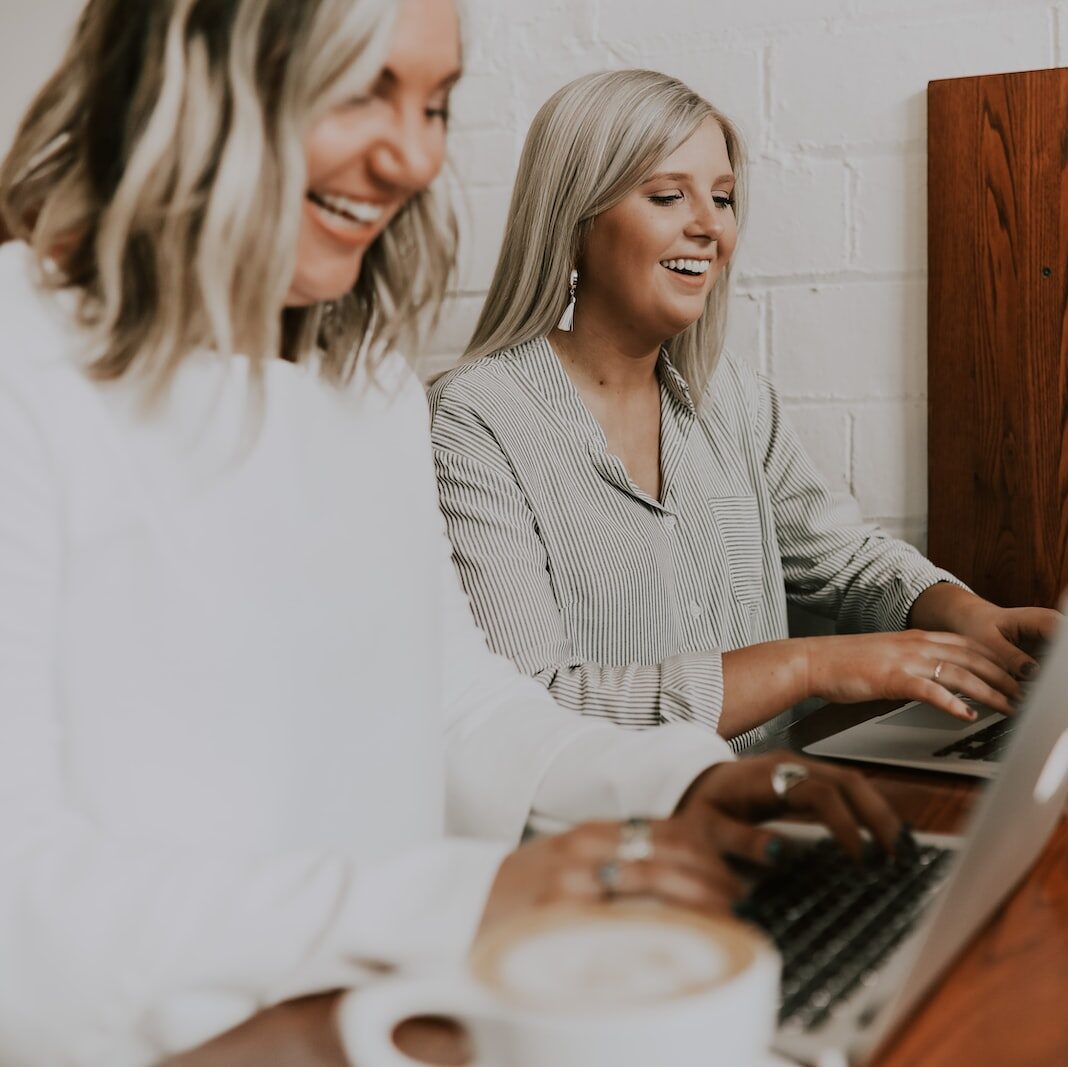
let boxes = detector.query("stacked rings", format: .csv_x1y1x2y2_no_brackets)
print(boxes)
596,860,622,896
595,818,655,897
617,817,654,862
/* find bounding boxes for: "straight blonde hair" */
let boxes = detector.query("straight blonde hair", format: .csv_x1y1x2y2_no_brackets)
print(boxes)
465,69,746,401
0,0,457,396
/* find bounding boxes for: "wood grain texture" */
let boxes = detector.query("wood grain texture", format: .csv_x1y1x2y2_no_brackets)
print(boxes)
927,68,1068,609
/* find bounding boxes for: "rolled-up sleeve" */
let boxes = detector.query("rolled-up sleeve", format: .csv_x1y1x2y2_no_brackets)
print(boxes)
431,386,726,732
755,372,965,633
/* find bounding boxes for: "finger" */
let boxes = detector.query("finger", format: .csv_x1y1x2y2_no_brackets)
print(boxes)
616,858,739,909
555,821,629,860
932,662,1015,716
908,678,979,721
784,779,865,859
1003,607,1062,644
546,858,736,911
980,630,1039,683
645,827,746,896
818,765,901,854
690,812,786,868
559,821,743,895
938,644,1021,701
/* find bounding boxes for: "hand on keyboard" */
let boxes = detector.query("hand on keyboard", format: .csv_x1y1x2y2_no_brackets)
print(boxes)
675,753,903,863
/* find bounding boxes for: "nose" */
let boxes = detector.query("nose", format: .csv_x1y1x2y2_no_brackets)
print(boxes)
686,194,725,242
368,108,444,194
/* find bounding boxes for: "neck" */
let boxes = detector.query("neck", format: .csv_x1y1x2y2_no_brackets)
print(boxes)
550,313,663,396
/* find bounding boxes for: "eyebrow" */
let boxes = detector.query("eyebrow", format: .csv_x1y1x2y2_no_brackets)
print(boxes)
644,170,736,185
377,66,464,92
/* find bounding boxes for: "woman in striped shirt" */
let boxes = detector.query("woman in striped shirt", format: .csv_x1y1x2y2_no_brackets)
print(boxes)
430,69,1059,749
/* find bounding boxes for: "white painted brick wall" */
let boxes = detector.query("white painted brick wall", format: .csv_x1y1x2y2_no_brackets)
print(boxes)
435,0,1068,563
3,0,1066,560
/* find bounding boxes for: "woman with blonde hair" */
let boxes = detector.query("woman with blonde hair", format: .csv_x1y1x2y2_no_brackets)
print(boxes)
430,69,1058,750
0,6,908,1065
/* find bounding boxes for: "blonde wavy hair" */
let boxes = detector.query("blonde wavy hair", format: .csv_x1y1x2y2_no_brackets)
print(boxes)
465,69,746,401
0,0,458,394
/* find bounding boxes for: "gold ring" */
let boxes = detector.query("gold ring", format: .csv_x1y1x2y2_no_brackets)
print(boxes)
933,661,945,684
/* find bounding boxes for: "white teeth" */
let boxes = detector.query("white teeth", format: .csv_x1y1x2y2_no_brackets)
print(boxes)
660,258,711,275
311,190,384,224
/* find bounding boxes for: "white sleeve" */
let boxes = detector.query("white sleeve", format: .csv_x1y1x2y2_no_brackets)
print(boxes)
0,379,508,1067
437,514,734,842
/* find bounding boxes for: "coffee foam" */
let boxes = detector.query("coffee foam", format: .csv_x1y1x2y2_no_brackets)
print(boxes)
472,904,759,1013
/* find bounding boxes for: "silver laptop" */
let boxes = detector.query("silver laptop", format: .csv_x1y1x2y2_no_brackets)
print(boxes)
802,697,1013,778
740,610,1068,1065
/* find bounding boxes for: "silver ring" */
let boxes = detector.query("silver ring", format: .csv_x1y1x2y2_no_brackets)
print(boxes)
771,761,810,800
596,860,622,897
617,817,654,863
933,660,945,684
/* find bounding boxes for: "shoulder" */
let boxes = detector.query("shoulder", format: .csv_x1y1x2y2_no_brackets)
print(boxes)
427,344,530,425
0,243,100,431
0,243,87,377
700,347,769,415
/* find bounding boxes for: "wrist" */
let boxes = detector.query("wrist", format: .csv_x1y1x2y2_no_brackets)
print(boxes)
794,637,822,701
908,582,983,631
673,763,722,815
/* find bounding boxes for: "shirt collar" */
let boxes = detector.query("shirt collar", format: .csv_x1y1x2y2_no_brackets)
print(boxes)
656,349,697,416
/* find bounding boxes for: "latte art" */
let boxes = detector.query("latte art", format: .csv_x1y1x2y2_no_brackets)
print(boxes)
473,905,756,1012
340,904,778,1067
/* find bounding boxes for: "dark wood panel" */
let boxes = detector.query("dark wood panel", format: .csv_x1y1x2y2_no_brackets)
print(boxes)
928,68,1068,609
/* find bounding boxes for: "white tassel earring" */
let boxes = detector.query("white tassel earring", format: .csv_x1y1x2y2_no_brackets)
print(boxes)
557,269,578,332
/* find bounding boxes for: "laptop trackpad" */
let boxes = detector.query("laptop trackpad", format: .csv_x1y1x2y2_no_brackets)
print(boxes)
883,701,999,730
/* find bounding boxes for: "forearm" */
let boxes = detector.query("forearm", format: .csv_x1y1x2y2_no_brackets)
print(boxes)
718,639,811,738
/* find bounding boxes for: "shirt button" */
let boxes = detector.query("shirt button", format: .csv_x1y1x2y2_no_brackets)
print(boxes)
663,515,677,531
688,599,703,618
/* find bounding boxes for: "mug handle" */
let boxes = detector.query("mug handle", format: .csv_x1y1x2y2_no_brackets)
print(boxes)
337,974,493,1067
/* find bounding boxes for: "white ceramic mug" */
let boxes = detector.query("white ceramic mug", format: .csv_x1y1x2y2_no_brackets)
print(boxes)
338,902,780,1067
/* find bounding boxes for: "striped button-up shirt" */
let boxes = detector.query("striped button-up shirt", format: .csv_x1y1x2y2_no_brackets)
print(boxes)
429,337,957,749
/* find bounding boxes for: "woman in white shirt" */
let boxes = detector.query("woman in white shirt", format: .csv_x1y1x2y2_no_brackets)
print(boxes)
430,69,1060,749
0,6,906,1066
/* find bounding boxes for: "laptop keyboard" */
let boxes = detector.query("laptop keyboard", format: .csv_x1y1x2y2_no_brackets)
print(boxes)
734,836,954,1032
933,716,1015,761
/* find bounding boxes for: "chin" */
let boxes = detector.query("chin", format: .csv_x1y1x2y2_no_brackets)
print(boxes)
660,312,703,339
287,255,365,307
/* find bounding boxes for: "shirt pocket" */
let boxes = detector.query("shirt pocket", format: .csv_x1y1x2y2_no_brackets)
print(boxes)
707,494,765,606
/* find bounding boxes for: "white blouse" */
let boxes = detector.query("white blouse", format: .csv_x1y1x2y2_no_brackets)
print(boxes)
0,243,732,1066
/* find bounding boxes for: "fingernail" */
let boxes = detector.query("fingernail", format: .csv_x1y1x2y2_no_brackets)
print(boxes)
1019,662,1038,680
765,838,784,865
895,822,916,857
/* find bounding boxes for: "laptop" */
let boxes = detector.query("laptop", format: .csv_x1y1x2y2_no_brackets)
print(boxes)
802,697,1014,779
736,609,1068,1065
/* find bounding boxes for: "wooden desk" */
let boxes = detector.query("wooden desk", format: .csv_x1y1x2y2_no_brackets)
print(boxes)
757,702,1068,1067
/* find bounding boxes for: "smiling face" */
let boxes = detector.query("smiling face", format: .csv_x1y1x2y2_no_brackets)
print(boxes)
286,0,462,306
576,116,737,351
